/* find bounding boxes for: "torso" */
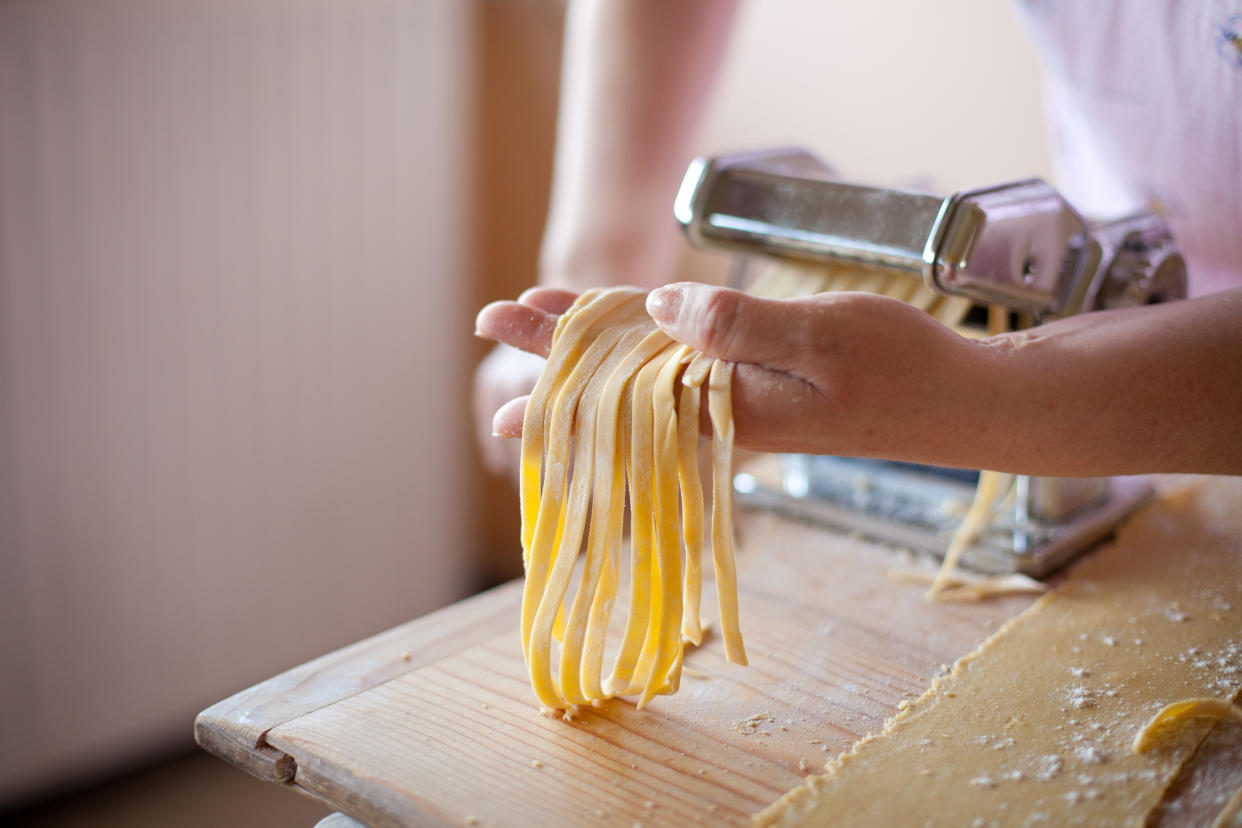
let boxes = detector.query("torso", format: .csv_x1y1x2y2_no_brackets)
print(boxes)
1012,0,1242,296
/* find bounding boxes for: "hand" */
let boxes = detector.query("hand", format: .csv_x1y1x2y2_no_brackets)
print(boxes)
475,282,1003,466
645,283,999,462
472,288,580,476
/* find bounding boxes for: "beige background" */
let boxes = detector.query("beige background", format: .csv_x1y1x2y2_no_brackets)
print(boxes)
0,0,1051,807
705,0,1055,190
0,0,474,804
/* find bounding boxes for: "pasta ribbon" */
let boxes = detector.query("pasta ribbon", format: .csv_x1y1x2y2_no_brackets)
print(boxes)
517,265,1010,710
520,288,743,711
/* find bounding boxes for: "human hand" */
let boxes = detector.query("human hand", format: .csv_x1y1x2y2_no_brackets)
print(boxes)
476,282,1005,467
472,288,580,476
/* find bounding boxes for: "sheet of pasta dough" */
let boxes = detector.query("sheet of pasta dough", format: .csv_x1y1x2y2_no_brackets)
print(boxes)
758,479,1242,827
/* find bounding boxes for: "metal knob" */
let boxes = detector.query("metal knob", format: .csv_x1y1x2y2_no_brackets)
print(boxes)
1088,213,1187,311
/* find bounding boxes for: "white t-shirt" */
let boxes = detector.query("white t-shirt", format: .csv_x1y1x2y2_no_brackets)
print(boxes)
1012,0,1242,296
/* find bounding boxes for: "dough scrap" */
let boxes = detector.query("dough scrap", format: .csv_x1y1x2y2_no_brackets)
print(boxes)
1133,698,1242,753
927,470,1013,599
888,567,1047,601
758,479,1242,826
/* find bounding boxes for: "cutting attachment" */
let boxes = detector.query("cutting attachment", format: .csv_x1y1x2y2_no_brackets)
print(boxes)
675,148,1185,321
675,148,1187,576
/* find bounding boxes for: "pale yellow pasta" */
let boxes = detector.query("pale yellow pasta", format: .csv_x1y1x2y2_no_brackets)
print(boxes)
642,345,695,705
925,470,1013,599
520,289,636,558
888,567,1046,601
707,359,747,665
517,261,1007,711
556,325,669,705
1132,698,1242,753
677,371,706,646
524,297,650,709
573,331,669,700
604,342,676,698
520,289,744,712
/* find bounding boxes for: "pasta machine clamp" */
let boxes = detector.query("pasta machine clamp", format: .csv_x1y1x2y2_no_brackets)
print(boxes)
674,148,1187,577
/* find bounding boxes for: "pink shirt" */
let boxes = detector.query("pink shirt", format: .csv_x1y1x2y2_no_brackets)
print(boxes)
1012,1,1242,296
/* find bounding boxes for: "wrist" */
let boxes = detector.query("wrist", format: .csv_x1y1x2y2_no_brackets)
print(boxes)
539,205,684,291
924,330,1028,472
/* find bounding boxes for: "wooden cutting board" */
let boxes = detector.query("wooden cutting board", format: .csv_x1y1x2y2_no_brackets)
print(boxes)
197,504,1040,827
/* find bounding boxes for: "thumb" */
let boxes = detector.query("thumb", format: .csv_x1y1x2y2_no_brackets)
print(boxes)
645,282,809,367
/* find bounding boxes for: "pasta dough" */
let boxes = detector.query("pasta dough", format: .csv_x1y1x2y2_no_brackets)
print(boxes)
519,288,744,711
758,480,1242,826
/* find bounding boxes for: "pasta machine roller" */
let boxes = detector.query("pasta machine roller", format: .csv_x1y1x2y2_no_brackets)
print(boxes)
674,147,1187,577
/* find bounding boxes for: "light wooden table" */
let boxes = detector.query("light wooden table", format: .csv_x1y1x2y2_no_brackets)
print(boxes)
197,505,1039,827
197,478,1242,826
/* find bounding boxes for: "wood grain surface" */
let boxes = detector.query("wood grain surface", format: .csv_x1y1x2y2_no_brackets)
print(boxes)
199,507,1035,826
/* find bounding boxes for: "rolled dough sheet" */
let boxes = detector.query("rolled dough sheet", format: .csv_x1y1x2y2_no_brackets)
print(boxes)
758,479,1242,827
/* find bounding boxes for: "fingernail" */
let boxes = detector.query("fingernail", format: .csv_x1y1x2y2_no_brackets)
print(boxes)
646,285,686,324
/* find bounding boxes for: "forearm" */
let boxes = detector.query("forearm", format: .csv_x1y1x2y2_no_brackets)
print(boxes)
973,288,1242,476
539,0,740,290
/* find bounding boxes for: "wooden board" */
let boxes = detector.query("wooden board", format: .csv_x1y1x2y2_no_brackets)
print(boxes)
198,506,1038,827
198,479,1242,827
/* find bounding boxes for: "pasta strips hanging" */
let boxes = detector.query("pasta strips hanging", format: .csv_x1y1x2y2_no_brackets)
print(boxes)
520,288,745,712
518,268,1014,712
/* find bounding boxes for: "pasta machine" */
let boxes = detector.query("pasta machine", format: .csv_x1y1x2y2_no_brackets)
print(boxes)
674,148,1187,576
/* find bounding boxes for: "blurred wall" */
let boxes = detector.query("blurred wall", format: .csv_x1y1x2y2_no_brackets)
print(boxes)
704,0,1055,190
0,0,472,805
470,0,565,585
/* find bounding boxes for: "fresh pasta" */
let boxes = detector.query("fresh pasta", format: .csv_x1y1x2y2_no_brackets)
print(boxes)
517,266,1014,711
520,288,743,712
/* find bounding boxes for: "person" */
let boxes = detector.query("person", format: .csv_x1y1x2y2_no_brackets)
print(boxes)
474,0,1242,477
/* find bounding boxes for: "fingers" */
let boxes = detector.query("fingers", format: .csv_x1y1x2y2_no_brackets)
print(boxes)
475,289,581,358
475,301,559,358
478,285,836,457
474,345,545,476
492,395,529,438
518,286,578,315
473,288,579,474
480,411,522,476
645,282,815,369
490,362,826,451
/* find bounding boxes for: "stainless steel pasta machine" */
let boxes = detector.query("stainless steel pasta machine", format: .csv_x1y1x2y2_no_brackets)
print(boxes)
674,147,1187,576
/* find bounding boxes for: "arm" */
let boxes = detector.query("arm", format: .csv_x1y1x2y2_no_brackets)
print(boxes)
650,283,1242,476
475,0,738,473
974,288,1242,476
478,284,1242,477
539,0,740,290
